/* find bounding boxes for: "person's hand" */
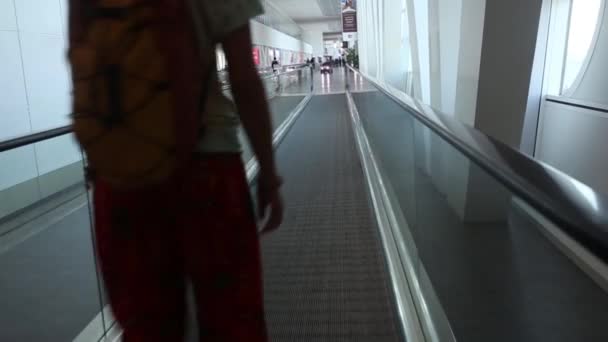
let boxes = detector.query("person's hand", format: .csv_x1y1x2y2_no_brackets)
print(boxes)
257,172,284,235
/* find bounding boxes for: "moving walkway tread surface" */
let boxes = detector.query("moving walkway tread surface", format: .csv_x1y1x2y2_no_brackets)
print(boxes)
261,94,402,342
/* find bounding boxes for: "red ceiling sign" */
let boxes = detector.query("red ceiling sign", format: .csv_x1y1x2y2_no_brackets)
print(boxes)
252,47,260,66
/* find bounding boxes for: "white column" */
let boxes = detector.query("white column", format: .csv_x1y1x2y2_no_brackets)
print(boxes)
474,0,545,147
411,0,431,104
462,0,545,222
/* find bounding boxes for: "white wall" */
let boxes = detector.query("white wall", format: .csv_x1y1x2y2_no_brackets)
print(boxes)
435,0,462,114
0,0,78,193
536,100,608,194
452,0,485,126
382,0,406,90
411,0,432,104
299,22,330,57
325,45,338,58
521,0,552,155
360,0,378,77
250,19,313,55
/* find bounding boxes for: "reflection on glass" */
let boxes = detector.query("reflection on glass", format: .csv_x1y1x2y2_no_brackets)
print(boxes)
569,177,600,211
352,87,608,342
0,136,106,341
0,134,84,223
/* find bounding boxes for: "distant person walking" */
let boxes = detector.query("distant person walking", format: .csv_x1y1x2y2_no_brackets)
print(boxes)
271,57,280,72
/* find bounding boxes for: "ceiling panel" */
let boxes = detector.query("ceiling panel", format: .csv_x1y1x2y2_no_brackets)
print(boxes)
327,19,342,31
270,0,340,21
270,0,322,19
316,0,341,17
299,19,342,33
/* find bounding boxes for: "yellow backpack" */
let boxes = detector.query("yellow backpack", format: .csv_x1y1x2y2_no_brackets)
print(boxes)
68,0,211,188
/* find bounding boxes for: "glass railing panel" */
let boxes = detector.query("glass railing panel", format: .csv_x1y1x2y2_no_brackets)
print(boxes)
410,119,608,342
0,135,106,341
34,134,84,201
0,66,312,341
352,87,608,342
0,144,41,223
223,67,312,165
0,133,85,222
351,90,418,234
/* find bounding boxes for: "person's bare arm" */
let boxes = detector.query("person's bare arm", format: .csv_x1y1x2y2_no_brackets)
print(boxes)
222,24,283,233
223,25,276,178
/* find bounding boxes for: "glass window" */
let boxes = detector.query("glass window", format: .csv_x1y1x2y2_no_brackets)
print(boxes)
562,0,603,93
400,0,413,94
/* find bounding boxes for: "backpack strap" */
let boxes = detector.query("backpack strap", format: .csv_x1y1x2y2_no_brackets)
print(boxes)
151,0,210,171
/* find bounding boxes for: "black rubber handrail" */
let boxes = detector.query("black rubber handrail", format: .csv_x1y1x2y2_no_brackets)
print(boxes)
346,65,608,263
0,125,73,153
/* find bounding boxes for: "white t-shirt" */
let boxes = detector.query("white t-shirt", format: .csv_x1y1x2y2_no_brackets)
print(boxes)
189,0,264,153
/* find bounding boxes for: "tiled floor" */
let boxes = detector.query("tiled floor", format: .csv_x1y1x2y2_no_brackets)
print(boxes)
314,67,376,95
278,67,376,96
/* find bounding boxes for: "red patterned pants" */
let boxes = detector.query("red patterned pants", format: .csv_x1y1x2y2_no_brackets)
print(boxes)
93,155,267,341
